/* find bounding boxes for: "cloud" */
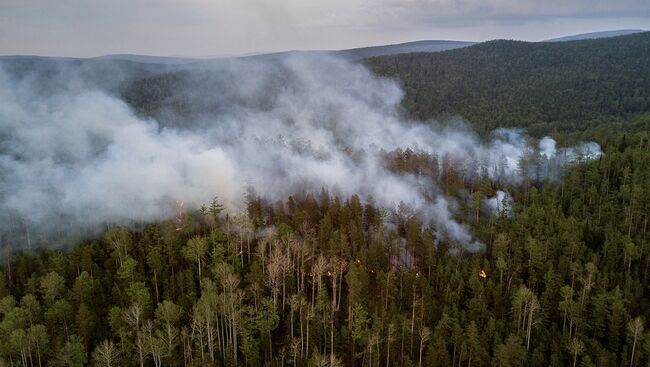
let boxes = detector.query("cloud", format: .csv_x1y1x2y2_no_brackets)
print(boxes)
377,0,650,25
1,0,649,56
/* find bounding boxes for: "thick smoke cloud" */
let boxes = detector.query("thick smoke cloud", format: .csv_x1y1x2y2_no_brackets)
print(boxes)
0,55,599,250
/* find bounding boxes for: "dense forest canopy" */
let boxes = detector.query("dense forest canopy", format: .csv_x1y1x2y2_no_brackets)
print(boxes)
365,32,650,136
1,131,649,366
1,32,650,367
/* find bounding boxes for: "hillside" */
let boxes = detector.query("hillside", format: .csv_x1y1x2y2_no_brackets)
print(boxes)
6,31,650,140
114,32,650,137
221,40,475,62
0,56,173,95
337,40,476,60
544,29,645,42
366,31,650,136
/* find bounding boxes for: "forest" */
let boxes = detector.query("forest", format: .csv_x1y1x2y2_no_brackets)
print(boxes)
2,32,650,367
118,32,650,138
1,128,649,366
366,32,650,137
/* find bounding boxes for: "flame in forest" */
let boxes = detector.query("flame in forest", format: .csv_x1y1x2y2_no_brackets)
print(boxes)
479,270,487,278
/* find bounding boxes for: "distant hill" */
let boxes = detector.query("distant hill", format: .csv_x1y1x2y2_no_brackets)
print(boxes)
92,54,212,64
366,31,650,136
544,29,645,42
31,40,473,66
336,40,476,60
0,55,174,95
234,40,476,61
83,31,643,63
3,28,640,68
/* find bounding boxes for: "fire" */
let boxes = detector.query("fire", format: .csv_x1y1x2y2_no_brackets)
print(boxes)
479,270,487,279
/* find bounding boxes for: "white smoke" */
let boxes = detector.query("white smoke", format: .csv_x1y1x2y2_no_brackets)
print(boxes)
483,190,514,217
538,136,601,162
539,136,557,158
0,55,600,250
430,197,485,252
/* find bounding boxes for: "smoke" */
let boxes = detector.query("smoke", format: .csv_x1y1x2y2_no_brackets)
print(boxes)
539,136,556,158
430,197,485,252
538,136,601,161
0,55,600,250
483,190,514,218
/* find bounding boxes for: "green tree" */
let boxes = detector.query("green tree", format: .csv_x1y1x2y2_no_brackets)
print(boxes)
40,271,65,304
53,335,87,367
182,236,209,286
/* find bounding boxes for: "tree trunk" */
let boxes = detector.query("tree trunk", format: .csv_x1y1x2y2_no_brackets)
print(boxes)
197,258,202,287
153,271,160,303
630,332,637,367
410,290,416,356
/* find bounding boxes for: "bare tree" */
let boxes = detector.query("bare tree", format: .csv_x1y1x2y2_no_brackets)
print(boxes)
92,340,120,367
418,326,430,367
628,316,644,367
386,323,395,367
144,320,165,367
311,255,328,309
567,337,585,367
155,300,183,355
234,213,254,266
511,285,540,350
267,248,283,307
123,303,145,367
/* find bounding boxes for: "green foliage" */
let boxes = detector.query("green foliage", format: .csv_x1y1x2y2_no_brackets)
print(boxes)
1,130,650,365
53,335,88,367
366,32,650,136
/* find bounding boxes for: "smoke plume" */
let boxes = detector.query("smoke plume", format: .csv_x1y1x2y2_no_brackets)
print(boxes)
0,55,600,250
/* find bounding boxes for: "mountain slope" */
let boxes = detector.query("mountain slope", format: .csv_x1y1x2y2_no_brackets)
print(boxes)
366,31,650,136
337,40,476,59
544,29,646,42
233,40,475,61
5,31,650,137
0,55,174,94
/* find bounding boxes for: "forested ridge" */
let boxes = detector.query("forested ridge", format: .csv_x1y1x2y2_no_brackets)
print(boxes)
365,32,650,136
116,32,650,138
1,130,650,366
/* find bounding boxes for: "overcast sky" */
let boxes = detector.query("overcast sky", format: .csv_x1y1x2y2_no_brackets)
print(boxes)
1,0,649,57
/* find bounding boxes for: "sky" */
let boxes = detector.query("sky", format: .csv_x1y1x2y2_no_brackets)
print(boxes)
1,0,649,57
